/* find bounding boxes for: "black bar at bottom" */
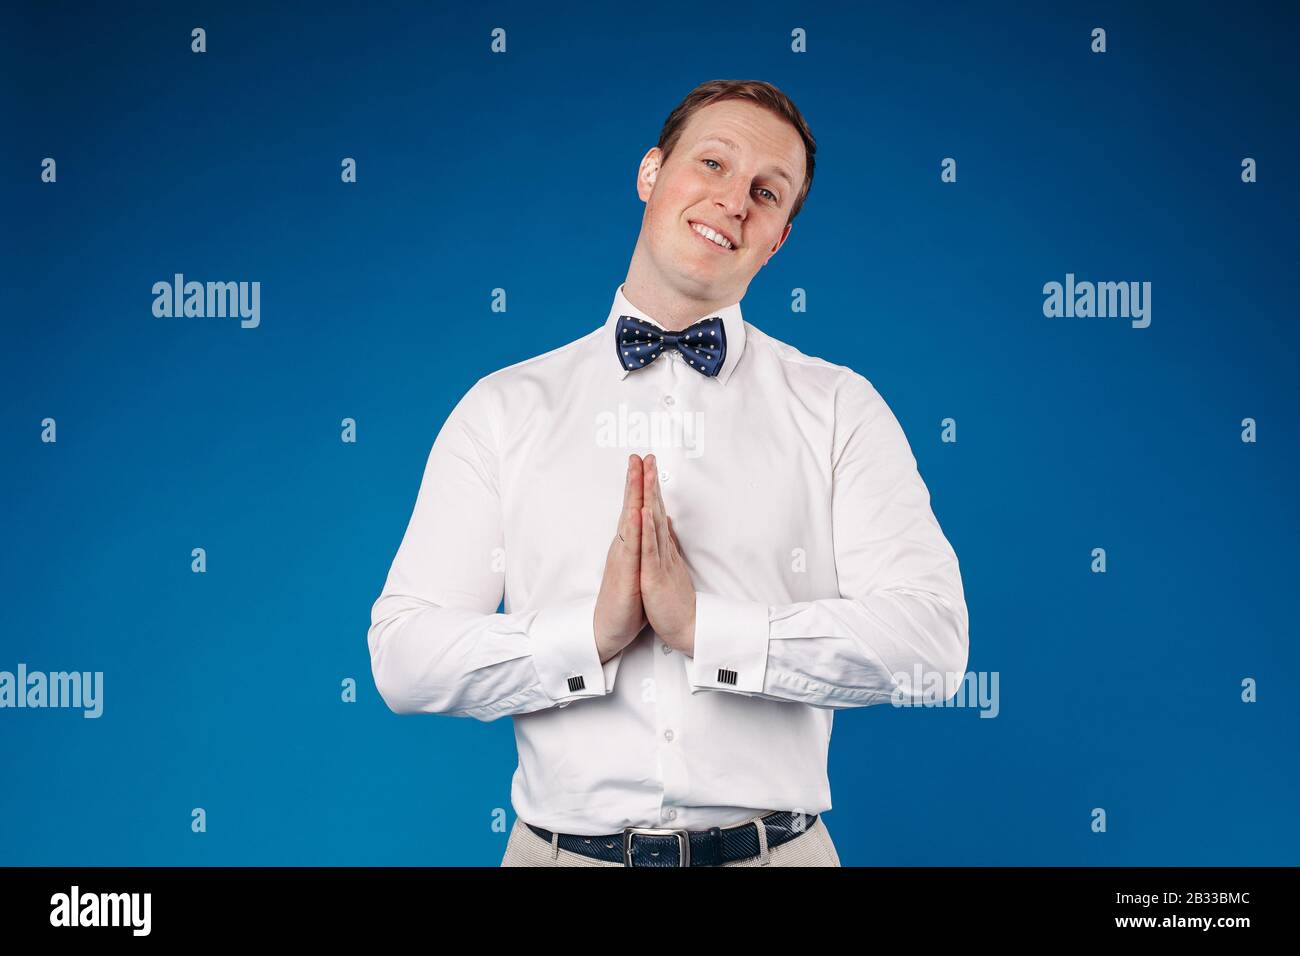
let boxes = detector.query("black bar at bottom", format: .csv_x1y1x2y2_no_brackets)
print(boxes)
0,865,1283,939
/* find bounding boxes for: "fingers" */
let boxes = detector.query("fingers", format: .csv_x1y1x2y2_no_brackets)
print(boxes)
617,506,638,555
643,454,671,560
641,505,658,567
644,453,665,513
641,456,659,561
617,455,643,554
627,454,644,512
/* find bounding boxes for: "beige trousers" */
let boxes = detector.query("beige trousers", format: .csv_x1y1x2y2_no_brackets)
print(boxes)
501,811,842,867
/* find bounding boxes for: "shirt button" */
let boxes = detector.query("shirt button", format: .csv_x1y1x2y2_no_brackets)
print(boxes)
661,642,672,654
663,395,675,407
663,729,674,742
664,808,677,821
660,470,670,483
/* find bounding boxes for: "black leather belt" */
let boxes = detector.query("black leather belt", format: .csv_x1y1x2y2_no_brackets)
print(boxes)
524,810,818,867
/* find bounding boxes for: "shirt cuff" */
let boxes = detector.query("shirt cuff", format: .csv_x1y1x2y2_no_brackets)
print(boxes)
531,596,622,706
683,591,770,694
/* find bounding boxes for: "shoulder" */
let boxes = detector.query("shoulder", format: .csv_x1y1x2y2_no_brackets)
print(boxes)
743,322,908,460
743,321,884,405
477,326,602,390
456,324,604,413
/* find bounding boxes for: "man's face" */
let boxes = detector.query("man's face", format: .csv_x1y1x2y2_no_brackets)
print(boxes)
635,99,805,300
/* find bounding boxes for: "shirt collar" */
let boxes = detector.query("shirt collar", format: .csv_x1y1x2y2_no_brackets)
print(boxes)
602,282,746,386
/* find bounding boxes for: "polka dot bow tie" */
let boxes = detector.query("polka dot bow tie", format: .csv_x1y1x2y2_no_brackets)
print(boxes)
615,314,728,377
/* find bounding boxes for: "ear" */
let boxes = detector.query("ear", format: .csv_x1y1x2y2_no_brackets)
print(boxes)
637,148,662,202
762,220,793,267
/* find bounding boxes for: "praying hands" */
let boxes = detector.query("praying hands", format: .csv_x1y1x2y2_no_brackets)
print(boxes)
593,453,697,663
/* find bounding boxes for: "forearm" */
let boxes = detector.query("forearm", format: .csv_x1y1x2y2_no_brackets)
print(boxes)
683,583,969,709
368,593,623,720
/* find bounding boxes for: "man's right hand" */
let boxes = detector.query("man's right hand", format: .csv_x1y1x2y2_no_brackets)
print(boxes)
594,454,648,663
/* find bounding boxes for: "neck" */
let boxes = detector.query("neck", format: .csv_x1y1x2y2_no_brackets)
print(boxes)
622,267,737,331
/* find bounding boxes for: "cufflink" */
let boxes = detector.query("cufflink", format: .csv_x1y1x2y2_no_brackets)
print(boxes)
567,675,587,692
716,668,738,686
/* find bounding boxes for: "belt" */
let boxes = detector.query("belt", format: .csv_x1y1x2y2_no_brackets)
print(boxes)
525,810,818,867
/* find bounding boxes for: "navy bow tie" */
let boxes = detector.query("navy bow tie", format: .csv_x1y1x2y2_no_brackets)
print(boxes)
615,314,727,377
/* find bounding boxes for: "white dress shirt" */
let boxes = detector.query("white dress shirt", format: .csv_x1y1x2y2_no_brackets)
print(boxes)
368,282,969,835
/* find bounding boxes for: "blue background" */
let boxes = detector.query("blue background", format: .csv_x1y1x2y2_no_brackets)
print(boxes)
2,0,1296,865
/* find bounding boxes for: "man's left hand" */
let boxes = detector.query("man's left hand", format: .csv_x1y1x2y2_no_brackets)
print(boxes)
639,453,696,655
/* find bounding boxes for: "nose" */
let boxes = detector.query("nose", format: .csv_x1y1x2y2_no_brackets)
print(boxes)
714,179,750,220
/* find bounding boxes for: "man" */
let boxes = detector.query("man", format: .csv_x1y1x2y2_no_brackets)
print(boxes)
368,79,970,867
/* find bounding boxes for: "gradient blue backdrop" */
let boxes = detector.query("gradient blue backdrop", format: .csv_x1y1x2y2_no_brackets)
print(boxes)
2,0,1297,865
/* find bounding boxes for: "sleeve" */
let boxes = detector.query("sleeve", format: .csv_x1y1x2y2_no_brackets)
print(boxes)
681,372,969,708
367,377,624,721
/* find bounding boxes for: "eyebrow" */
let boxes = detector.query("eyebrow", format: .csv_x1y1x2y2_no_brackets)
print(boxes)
696,136,795,190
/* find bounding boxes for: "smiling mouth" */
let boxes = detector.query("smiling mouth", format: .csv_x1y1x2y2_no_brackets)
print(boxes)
688,220,737,252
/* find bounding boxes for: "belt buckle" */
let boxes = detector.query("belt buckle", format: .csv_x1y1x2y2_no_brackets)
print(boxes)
622,826,691,867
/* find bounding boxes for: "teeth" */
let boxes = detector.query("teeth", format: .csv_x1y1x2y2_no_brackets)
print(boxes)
691,222,733,249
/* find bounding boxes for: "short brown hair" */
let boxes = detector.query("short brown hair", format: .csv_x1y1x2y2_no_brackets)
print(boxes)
655,79,816,225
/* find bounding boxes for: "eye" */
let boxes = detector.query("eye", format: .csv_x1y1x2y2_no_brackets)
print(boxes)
703,157,778,204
